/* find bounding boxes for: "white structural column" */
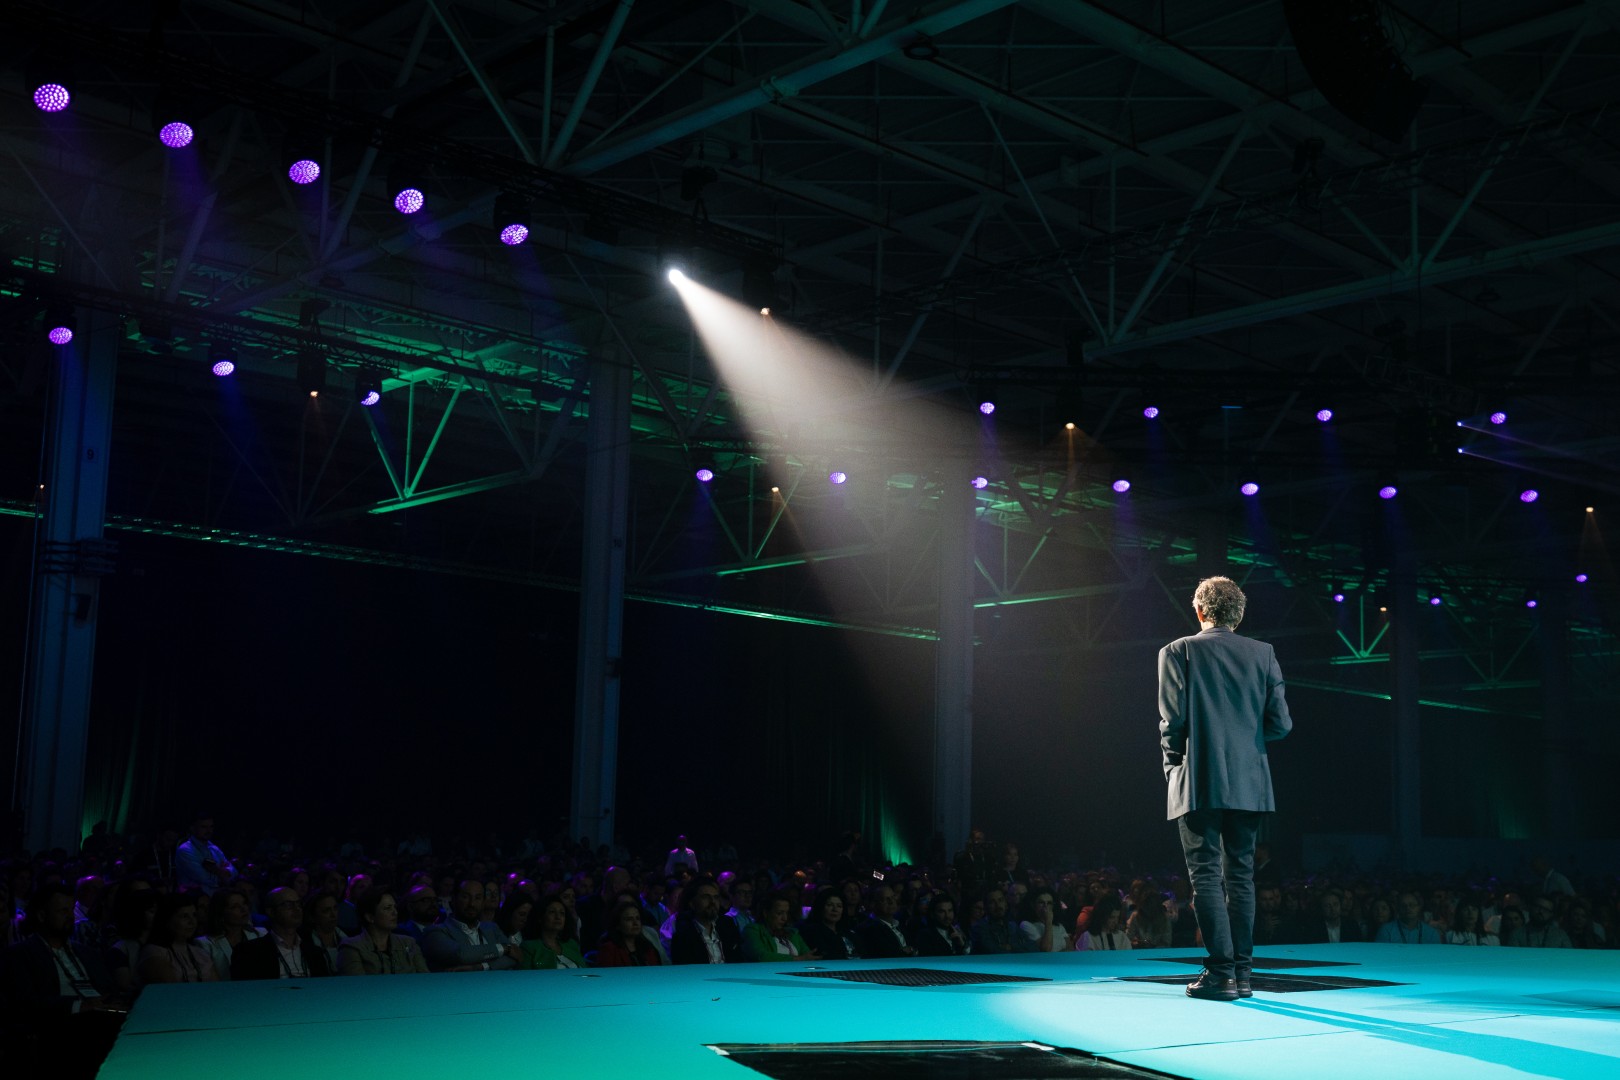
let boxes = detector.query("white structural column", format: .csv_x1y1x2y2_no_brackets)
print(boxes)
20,308,119,853
932,477,977,856
570,346,632,848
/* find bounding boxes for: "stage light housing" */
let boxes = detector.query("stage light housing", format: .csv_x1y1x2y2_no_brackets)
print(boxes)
1489,411,1507,425
1112,479,1131,494
829,471,848,485
978,401,995,416
387,161,427,215
356,369,382,407
33,83,70,113
44,300,75,345
1332,593,1345,603
1526,599,1539,609
494,192,530,246
158,122,194,149
1575,573,1588,583
1143,406,1160,419
971,476,988,490
1064,422,1076,431
1240,482,1259,497
207,343,238,378
695,468,714,483
1429,596,1443,606
1316,408,1333,422
667,267,686,284
1378,485,1398,500
288,159,321,185
1520,489,1539,503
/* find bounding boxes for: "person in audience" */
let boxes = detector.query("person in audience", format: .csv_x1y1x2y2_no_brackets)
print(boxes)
577,866,630,948
669,877,741,965
421,879,520,972
174,813,237,895
742,890,818,962
1077,893,1131,950
1362,896,1394,941
1530,856,1575,898
520,892,585,970
858,883,918,958
2,883,126,1078
1507,896,1572,948
303,888,346,974
232,887,332,979
998,843,1028,892
283,867,311,899
593,899,663,967
492,892,533,949
640,873,671,930
969,885,1025,955
915,892,969,956
399,884,440,941
798,887,858,960
201,886,264,978
138,892,218,984
665,835,699,877
1126,893,1173,949
105,884,157,995
339,889,429,975
1376,891,1443,944
69,875,104,947
1298,889,1360,944
725,878,757,938
481,877,503,924
1019,887,1070,951
336,872,372,934
838,879,866,932
1252,885,1292,946
1565,903,1605,949
1446,900,1494,946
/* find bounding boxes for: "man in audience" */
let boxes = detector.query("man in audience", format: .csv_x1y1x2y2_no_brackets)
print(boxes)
577,866,631,947
1530,856,1575,898
724,877,756,938
1,884,126,1077
669,877,741,964
233,887,332,978
665,835,699,877
421,880,520,972
641,873,671,930
915,893,970,956
1375,891,1442,944
1252,884,1293,946
175,813,238,895
857,883,917,958
399,885,441,941
337,872,373,934
1507,896,1573,948
70,875,104,947
969,885,1028,955
1298,889,1360,944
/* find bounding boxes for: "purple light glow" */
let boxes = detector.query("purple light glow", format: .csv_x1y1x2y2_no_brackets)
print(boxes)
1240,482,1259,497
360,390,380,407
1489,411,1507,425
1429,596,1443,606
211,360,235,377
1316,408,1333,423
499,223,529,246
1112,479,1131,494
1526,599,1539,609
394,187,424,214
1575,573,1588,583
978,401,995,416
971,476,988,489
34,84,70,113
829,471,847,485
1143,406,1160,419
1520,489,1539,503
159,122,194,149
288,159,321,185
1378,485,1398,500
47,326,72,345
695,468,714,483
1332,593,1345,603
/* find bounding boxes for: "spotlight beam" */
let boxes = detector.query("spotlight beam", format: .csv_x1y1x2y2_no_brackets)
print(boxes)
1457,421,1620,473
1458,447,1620,496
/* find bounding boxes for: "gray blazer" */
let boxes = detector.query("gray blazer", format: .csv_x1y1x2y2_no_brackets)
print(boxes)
1158,625,1292,820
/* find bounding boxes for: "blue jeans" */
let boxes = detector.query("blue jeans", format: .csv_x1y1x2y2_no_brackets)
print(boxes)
1177,809,1263,980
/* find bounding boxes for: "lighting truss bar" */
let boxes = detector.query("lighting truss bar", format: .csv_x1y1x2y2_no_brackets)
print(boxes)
1286,676,1535,718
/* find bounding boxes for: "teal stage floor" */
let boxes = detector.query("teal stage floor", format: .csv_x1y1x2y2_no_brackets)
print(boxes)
102,944,1620,1079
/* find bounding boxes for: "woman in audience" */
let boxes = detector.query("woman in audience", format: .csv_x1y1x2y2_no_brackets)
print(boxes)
1126,893,1173,950
839,879,866,933
303,888,345,974
556,884,582,940
742,890,819,962
202,886,264,978
339,888,429,975
284,867,311,899
1362,896,1394,940
592,898,661,967
1566,903,1606,949
798,887,857,960
1076,893,1130,950
1019,888,1071,952
520,892,584,969
107,884,158,994
492,892,533,948
139,892,218,984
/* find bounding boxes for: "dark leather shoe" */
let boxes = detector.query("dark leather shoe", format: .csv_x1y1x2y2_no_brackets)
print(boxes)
1186,971,1239,1001
1235,970,1253,998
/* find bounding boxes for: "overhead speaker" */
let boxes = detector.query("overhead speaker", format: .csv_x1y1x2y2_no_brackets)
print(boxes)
1282,0,1429,143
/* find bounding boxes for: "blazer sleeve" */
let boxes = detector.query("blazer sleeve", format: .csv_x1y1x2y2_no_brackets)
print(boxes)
1158,643,1188,773
1263,645,1292,742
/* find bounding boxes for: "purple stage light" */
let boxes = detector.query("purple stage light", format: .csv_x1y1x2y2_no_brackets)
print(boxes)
1526,599,1539,609
394,187,424,214
34,83,70,113
1316,408,1333,423
1240,482,1259,496
211,360,235,377
1520,489,1539,503
1143,406,1160,419
288,159,321,185
499,223,529,246
829,471,847,485
695,468,714,483
360,390,380,407
971,476,988,490
1332,593,1345,603
1429,596,1443,606
159,122,194,149
1378,485,1398,500
1489,411,1507,425
978,401,995,416
47,326,73,345
1575,573,1588,583
1112,479,1131,494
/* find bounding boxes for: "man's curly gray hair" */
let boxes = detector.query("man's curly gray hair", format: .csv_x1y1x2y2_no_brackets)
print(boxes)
1192,576,1247,629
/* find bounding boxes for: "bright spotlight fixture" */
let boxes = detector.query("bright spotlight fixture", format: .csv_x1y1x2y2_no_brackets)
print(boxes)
211,359,235,377
393,187,425,215
978,401,995,416
770,485,780,494
1519,489,1539,503
667,267,685,284
356,370,382,407
1142,406,1160,419
33,83,70,113
1316,408,1333,423
829,471,847,485
1064,422,1076,431
1378,485,1398,500
1525,599,1538,609
1112,479,1131,494
1575,573,1588,583
1489,411,1507,425
1332,593,1345,603
759,307,771,316
48,326,73,345
971,476,988,490
1240,482,1259,497
499,224,528,246
1429,596,1442,606
288,159,321,185
695,468,714,483
158,121,194,149
1586,505,1595,513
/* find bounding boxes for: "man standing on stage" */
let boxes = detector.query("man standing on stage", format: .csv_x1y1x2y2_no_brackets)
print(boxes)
1158,577,1292,1001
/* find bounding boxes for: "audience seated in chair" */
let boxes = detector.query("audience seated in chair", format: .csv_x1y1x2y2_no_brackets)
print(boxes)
668,876,741,964
914,892,969,956
339,889,430,975
592,898,663,967
421,879,520,972
520,892,586,970
232,887,333,979
138,891,218,984
798,887,859,960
